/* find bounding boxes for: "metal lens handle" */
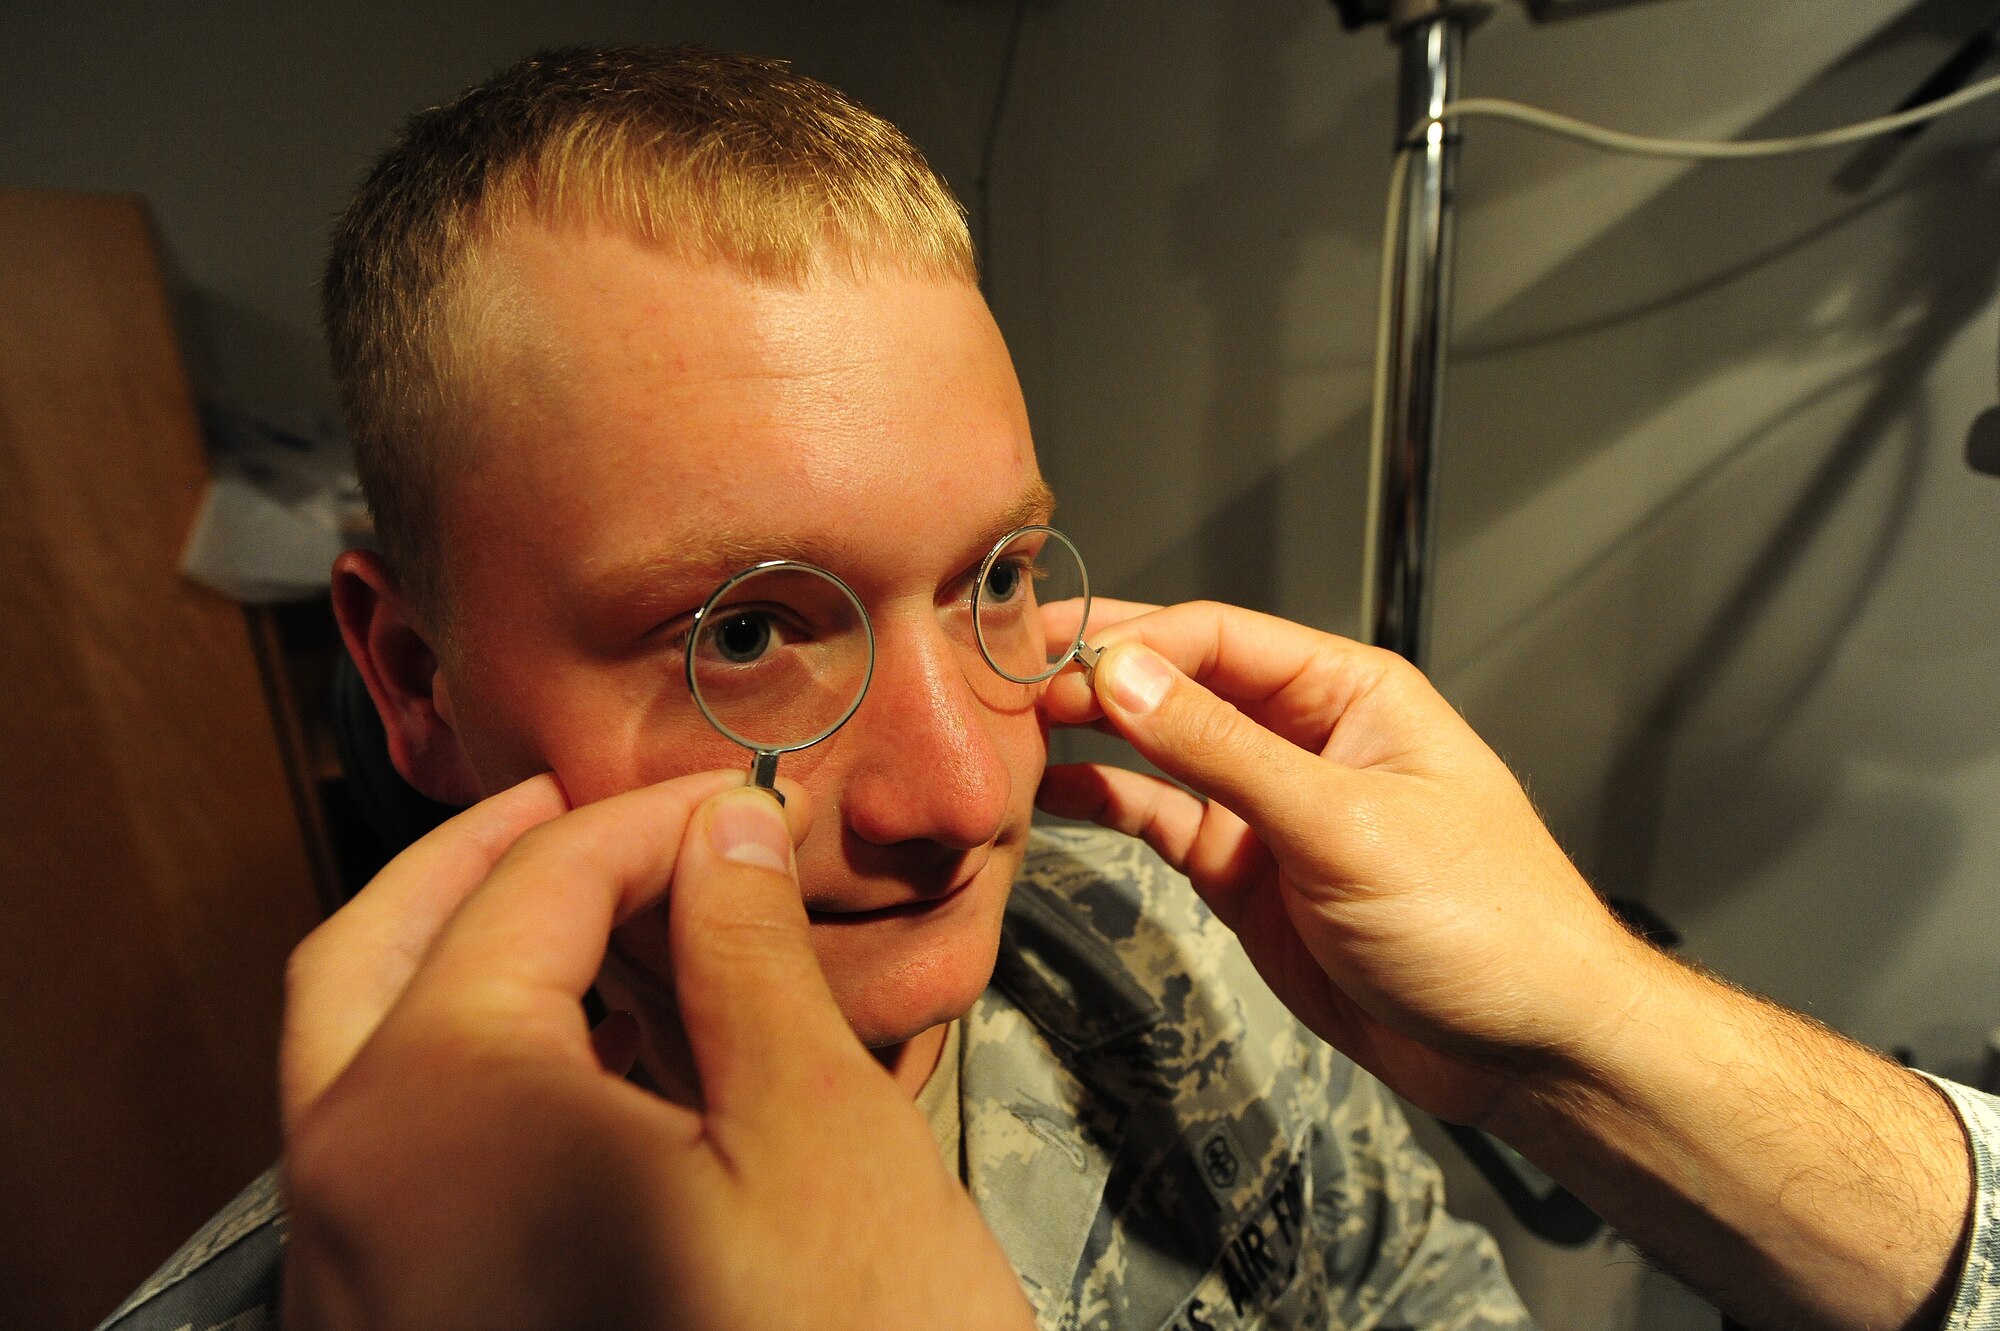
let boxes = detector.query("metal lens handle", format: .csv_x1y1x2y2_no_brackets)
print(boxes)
974,525,1094,685
684,560,876,796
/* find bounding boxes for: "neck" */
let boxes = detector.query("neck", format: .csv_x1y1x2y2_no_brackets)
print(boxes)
875,1021,949,1098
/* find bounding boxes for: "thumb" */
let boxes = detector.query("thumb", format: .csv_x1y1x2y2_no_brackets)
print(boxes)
670,787,870,1124
1091,642,1352,860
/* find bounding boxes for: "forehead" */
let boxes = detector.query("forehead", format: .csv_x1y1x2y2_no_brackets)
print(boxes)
448,226,1041,619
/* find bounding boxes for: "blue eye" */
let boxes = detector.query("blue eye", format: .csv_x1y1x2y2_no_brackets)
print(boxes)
983,559,1027,603
710,612,776,664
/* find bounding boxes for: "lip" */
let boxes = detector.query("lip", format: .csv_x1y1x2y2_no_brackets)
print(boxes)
806,892,960,925
805,849,992,925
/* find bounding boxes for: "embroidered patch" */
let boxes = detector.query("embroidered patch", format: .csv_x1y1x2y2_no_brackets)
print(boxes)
1216,1156,1308,1316
1201,1129,1241,1192
1167,1154,1311,1327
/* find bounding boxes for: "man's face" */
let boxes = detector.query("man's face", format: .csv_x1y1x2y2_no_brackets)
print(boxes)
428,225,1049,1048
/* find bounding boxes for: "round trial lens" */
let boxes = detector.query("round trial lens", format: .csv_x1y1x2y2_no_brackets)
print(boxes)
974,525,1096,684
686,562,874,788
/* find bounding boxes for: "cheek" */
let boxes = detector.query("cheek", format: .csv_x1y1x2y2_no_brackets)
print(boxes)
443,679,568,797
469,667,757,807
560,726,753,806
1014,703,1050,770
995,700,1050,817
470,658,1051,823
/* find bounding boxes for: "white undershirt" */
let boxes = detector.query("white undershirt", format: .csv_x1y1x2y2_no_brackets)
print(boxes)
913,1019,965,1180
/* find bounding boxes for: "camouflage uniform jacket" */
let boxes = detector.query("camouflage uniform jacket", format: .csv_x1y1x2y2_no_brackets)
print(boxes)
960,826,1530,1330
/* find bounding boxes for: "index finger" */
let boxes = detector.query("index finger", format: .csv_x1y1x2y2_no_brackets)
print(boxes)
281,773,571,1123
395,772,813,1059
1041,595,1160,659
1048,601,1413,761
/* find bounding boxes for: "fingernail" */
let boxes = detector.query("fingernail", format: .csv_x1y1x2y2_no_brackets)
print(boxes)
1105,645,1174,715
710,789,792,872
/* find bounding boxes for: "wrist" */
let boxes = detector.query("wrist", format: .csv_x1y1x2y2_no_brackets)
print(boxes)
1469,907,1683,1142
1478,946,1976,1331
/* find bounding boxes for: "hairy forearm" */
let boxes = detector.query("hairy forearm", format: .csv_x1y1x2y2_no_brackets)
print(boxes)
1488,942,1974,1331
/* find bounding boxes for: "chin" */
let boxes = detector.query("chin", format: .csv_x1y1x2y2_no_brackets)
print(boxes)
603,843,1020,1050
805,835,1025,1047
826,941,1002,1049
811,880,1011,1048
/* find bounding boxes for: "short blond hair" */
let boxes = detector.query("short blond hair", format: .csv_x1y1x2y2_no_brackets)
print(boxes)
322,45,976,622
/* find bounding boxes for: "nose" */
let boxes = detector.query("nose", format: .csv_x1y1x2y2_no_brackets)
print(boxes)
839,610,1015,851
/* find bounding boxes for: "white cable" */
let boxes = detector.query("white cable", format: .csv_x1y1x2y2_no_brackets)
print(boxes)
1360,148,1412,639
1429,70,2000,159
1363,68,2000,638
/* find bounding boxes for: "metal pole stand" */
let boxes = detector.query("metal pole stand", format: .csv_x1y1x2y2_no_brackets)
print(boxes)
1337,0,1492,668
1333,0,1618,1256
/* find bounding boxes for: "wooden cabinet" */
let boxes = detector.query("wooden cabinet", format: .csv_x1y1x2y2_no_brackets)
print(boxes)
0,191,327,1329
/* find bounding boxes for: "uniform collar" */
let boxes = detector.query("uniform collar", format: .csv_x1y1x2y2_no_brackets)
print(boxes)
961,860,1164,1327
989,869,1162,1055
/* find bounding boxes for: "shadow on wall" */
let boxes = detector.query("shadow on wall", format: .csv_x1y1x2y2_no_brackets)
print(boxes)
1585,139,1994,909
1105,0,1998,938
1439,0,2000,914
1161,0,1386,620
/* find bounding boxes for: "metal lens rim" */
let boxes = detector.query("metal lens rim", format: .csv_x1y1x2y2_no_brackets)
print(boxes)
973,524,1090,685
684,559,876,756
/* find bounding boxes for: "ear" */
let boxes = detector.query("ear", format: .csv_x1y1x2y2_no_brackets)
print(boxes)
330,549,484,807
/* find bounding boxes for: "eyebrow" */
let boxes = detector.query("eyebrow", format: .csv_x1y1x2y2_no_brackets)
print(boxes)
575,475,1059,616
991,476,1059,543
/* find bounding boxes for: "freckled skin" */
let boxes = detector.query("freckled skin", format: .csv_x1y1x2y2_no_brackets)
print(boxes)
415,225,1049,1084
